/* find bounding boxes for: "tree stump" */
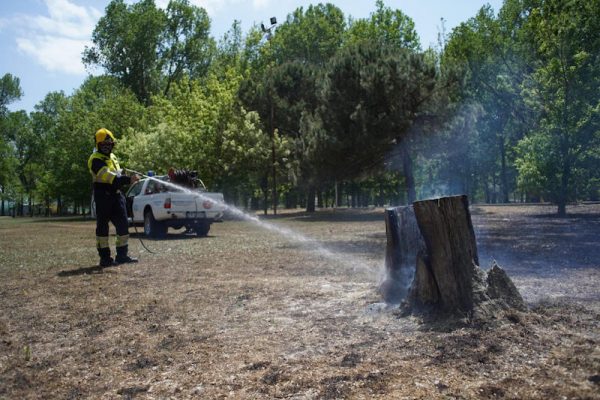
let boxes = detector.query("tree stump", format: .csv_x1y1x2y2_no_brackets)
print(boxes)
379,206,425,304
382,195,526,320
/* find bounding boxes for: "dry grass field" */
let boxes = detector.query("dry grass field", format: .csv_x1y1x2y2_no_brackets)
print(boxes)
0,204,599,399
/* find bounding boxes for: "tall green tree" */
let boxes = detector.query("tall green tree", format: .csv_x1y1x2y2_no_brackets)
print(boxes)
240,3,347,212
2,111,42,215
345,0,419,50
0,73,23,116
160,0,215,96
315,41,438,200
269,61,321,210
0,73,23,215
341,1,427,203
516,0,600,215
83,0,215,105
83,0,165,105
270,3,346,65
213,21,246,77
0,133,17,215
30,91,69,215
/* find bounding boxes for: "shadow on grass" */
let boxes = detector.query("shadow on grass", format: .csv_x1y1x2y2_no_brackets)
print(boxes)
57,264,118,277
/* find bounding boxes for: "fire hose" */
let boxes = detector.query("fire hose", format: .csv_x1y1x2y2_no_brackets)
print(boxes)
123,168,157,254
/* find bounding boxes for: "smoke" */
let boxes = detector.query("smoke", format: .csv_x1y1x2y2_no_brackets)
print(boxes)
385,102,485,203
378,264,415,305
377,206,424,305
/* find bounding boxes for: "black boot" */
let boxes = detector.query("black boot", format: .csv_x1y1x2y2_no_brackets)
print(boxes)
98,247,114,267
115,245,138,264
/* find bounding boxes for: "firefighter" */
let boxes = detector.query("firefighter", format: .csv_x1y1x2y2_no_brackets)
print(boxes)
88,128,139,267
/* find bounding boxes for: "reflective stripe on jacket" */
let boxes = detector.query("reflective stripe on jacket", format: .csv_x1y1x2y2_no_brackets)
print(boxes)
88,152,121,184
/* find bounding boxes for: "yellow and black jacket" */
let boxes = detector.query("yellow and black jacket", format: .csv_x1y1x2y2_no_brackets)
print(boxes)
88,151,131,193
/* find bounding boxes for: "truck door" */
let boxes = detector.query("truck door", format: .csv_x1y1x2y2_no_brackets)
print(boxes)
125,181,143,221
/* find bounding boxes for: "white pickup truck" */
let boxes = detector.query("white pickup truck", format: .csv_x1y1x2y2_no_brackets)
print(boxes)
125,176,225,238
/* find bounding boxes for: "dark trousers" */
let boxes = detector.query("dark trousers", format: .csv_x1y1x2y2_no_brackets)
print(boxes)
95,190,129,240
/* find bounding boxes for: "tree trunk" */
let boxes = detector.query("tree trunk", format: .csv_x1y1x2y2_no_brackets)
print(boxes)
306,185,316,213
261,174,268,215
363,189,370,207
285,190,296,209
499,136,509,203
334,180,339,208
399,141,416,204
250,195,259,211
383,195,526,320
557,134,570,217
317,190,323,209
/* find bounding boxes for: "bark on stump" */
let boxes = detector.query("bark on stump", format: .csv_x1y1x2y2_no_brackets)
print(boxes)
379,206,424,304
381,195,526,321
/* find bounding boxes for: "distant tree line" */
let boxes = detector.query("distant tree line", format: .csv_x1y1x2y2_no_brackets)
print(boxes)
0,0,598,217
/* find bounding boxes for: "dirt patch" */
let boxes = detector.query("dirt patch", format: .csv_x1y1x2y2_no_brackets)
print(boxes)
0,204,599,399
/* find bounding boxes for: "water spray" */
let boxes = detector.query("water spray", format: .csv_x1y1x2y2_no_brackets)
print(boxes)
123,168,374,272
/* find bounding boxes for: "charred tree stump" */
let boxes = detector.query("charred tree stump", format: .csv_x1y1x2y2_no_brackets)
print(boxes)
408,195,486,314
382,195,526,321
379,206,425,304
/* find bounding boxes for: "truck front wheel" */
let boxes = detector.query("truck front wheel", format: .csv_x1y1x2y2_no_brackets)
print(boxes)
144,210,167,238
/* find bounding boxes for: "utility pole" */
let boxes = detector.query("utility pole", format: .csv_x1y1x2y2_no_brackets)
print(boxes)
270,100,277,215
262,17,278,214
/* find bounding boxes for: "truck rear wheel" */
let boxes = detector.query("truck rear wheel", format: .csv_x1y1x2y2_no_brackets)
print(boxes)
195,221,210,237
144,210,167,238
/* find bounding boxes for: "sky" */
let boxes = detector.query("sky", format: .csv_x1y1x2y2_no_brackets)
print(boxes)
0,0,503,113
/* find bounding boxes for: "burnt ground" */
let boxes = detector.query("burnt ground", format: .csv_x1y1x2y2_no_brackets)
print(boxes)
0,203,599,399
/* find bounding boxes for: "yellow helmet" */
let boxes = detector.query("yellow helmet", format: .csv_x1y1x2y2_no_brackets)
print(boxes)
95,128,116,147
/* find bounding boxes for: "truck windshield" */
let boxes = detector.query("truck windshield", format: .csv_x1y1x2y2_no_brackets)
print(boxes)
127,181,143,197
